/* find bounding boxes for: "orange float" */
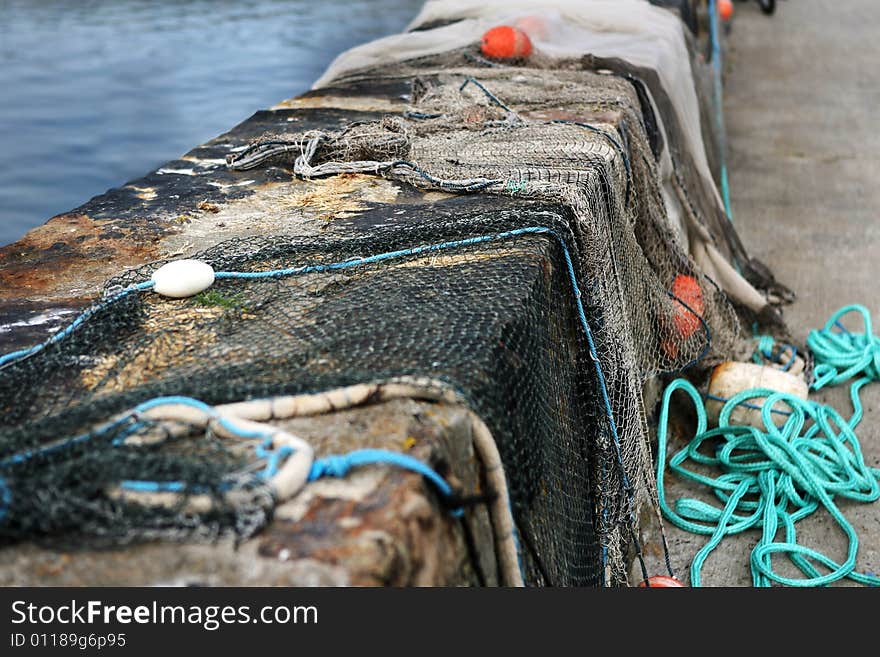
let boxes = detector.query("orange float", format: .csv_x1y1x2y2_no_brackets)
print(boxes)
638,575,686,588
719,0,734,21
662,274,705,361
671,274,704,338
480,25,533,59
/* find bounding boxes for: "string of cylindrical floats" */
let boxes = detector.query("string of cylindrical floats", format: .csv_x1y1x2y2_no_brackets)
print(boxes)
0,376,524,585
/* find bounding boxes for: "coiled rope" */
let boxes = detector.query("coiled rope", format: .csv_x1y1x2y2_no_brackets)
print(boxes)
657,304,880,586
808,304,880,390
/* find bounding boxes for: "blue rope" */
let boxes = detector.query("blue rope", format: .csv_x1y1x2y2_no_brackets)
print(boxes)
0,281,154,370
134,395,215,415
0,478,10,525
120,480,188,493
459,77,514,113
0,395,293,500
402,111,442,120
309,449,463,517
131,395,281,441
553,229,653,585
0,414,132,468
115,396,296,493
751,335,798,372
0,394,459,515
708,0,734,220
212,229,548,281
705,393,792,417
254,438,294,479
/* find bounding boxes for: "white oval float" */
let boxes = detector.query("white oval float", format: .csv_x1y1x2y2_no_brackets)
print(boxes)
150,259,215,298
707,361,809,429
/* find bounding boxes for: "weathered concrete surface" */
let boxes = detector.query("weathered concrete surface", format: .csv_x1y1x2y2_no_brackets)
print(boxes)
0,78,511,586
0,398,496,587
638,0,880,586
0,106,397,310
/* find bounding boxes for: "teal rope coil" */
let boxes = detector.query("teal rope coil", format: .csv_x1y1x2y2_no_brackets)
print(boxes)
808,304,880,390
657,380,880,586
656,305,880,587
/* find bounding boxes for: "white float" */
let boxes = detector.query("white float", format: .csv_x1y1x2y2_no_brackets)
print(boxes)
150,259,215,298
706,361,809,429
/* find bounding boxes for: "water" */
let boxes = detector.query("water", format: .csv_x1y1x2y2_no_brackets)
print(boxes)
0,0,425,247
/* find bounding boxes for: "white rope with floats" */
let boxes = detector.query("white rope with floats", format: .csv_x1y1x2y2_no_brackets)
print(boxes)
122,377,524,587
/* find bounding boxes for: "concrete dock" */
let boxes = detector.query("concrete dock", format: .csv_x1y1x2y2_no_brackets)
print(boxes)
0,1,877,587
649,0,880,586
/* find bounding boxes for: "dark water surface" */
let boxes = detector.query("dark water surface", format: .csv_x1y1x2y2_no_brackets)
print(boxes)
0,0,424,246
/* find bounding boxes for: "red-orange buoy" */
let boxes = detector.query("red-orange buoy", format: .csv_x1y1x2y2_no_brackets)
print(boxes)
718,0,734,21
638,575,686,588
671,274,704,338
662,274,705,361
480,25,533,60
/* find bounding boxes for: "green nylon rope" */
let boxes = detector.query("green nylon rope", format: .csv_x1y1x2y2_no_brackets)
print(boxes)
808,304,880,390
656,304,880,587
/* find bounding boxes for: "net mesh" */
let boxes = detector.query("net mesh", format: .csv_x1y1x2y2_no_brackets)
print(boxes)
0,46,787,586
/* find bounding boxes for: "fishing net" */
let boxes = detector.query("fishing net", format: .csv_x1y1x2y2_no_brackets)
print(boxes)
0,2,792,587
